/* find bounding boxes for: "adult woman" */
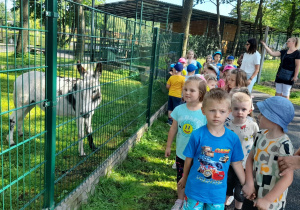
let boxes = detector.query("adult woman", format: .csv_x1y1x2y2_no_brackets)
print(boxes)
261,37,300,99
240,38,261,93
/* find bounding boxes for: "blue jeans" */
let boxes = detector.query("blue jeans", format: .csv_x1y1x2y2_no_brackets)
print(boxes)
247,74,257,93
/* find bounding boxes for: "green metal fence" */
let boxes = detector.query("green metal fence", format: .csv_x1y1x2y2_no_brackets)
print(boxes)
0,0,182,209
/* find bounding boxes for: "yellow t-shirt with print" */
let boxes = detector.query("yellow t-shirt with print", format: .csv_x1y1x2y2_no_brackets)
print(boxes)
167,75,185,98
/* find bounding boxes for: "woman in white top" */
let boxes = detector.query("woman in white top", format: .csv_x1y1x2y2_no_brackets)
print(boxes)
240,38,261,92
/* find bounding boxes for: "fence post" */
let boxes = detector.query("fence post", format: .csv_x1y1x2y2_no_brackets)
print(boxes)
44,0,58,209
146,27,159,125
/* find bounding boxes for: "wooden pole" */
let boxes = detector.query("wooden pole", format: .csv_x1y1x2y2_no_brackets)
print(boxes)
257,26,269,84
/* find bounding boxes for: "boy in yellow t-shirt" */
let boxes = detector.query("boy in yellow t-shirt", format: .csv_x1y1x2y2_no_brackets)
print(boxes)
166,62,185,126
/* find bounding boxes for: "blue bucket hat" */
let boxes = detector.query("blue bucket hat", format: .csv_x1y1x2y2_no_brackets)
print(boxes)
187,64,197,72
257,96,294,133
213,51,222,61
174,62,183,72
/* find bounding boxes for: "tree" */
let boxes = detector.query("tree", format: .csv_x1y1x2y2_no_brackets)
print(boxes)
252,0,264,38
15,0,29,55
232,0,241,57
286,0,300,37
181,0,194,57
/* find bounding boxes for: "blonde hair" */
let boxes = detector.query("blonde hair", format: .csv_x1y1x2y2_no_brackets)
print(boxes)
184,76,207,102
204,74,217,82
231,92,252,105
203,88,231,109
206,54,212,61
290,37,300,49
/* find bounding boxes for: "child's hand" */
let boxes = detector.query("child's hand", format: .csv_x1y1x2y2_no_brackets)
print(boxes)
165,147,171,158
254,198,272,210
177,177,187,189
242,184,256,200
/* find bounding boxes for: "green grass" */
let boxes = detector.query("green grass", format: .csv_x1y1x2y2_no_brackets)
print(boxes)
0,67,168,209
82,115,177,210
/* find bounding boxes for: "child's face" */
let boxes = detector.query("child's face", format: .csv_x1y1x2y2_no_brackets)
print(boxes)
187,51,194,59
183,81,200,103
214,54,221,63
257,113,273,130
202,99,230,127
227,59,233,65
231,100,251,122
207,80,217,90
206,57,212,63
227,73,237,89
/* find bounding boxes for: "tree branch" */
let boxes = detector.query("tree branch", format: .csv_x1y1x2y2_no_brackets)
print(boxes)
209,0,217,6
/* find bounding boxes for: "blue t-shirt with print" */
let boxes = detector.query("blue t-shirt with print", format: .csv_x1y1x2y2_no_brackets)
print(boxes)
171,103,207,160
183,125,244,204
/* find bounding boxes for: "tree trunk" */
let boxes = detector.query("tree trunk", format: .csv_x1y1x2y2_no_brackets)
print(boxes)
16,0,29,55
216,0,222,50
181,0,194,57
286,0,296,38
74,0,85,61
232,0,241,57
252,0,263,38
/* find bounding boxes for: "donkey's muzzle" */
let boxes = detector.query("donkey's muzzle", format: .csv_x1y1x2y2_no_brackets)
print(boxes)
81,112,90,118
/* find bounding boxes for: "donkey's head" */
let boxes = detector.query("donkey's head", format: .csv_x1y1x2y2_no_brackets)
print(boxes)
76,62,102,118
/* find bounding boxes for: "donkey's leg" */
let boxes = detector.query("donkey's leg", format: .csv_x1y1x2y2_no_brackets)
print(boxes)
85,117,97,151
7,107,30,146
77,117,86,156
17,105,35,136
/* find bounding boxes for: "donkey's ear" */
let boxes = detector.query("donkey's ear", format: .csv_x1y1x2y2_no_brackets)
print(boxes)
95,62,102,77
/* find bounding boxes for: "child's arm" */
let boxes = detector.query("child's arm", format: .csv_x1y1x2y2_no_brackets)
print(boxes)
178,157,193,189
231,161,245,186
242,150,256,200
165,120,178,157
166,84,170,89
254,170,293,210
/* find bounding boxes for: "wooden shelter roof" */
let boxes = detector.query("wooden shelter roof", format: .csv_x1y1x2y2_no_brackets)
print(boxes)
96,0,281,34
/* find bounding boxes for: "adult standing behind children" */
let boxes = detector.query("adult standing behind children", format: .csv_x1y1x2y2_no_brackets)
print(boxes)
261,37,300,99
240,38,261,93
165,77,207,210
242,96,295,210
224,92,259,210
166,62,185,126
178,88,245,210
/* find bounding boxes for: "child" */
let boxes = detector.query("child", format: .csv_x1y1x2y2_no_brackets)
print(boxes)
227,69,249,93
204,74,217,91
178,88,245,210
218,65,236,89
166,62,186,126
203,64,219,79
203,54,212,70
167,63,175,81
224,92,259,210
186,64,197,80
165,76,207,210
226,56,237,68
212,51,223,68
179,57,187,76
242,96,295,210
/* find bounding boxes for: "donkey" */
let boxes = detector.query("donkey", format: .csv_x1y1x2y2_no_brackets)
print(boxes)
7,62,102,156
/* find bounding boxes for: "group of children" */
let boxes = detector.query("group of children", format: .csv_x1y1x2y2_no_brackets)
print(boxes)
165,50,296,210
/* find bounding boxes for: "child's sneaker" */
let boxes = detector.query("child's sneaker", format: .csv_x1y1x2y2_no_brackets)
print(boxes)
171,199,183,210
172,162,177,169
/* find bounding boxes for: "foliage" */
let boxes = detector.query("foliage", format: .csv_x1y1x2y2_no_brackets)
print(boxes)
82,116,177,210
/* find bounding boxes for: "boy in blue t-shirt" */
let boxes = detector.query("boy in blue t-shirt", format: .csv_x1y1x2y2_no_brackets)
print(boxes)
178,88,245,210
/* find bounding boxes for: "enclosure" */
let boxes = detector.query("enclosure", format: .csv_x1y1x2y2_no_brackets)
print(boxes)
0,0,183,209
